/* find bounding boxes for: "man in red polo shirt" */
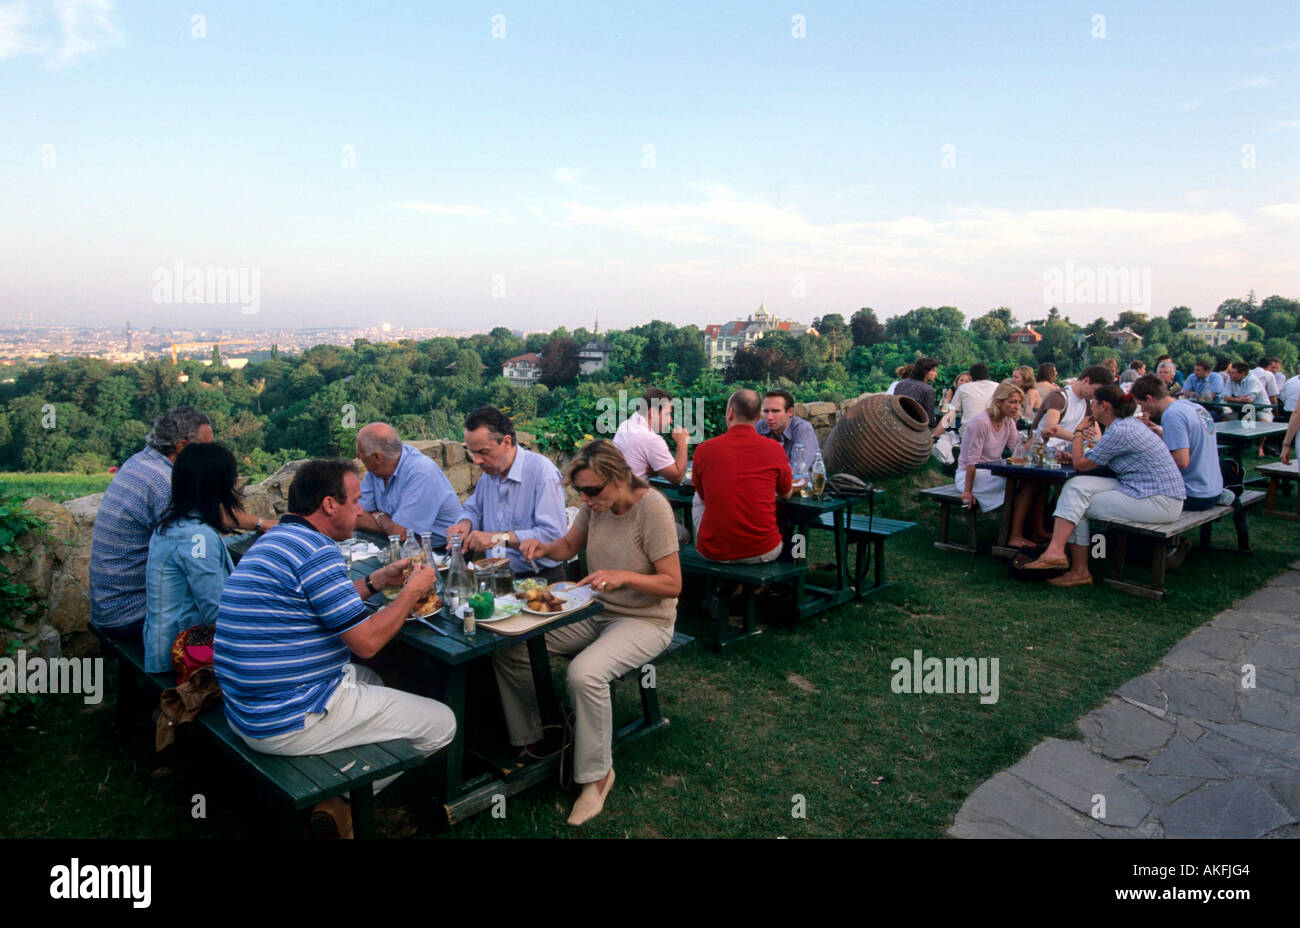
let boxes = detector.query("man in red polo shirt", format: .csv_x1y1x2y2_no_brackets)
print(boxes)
691,389,793,563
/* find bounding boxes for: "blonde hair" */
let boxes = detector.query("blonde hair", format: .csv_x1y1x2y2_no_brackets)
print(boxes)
987,382,1025,424
566,439,647,490
1013,365,1035,387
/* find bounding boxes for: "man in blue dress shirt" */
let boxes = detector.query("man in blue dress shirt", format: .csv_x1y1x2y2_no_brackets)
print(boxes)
447,406,568,580
354,423,461,542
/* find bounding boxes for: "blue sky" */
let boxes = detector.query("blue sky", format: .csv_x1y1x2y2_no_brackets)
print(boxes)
2,0,1297,333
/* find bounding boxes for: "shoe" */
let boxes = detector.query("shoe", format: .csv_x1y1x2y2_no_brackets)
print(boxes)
1022,555,1069,570
566,768,615,826
309,797,354,839
1165,538,1192,570
1047,573,1093,588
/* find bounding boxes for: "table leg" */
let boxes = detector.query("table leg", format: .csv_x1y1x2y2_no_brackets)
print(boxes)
834,507,848,590
995,475,1016,549
442,664,467,798
526,636,563,729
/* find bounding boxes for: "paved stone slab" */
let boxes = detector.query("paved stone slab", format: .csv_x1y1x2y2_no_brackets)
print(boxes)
1238,687,1300,734
1161,779,1297,838
1122,771,1206,805
1115,674,1168,717
1265,776,1300,818
1078,699,1176,761
1162,627,1255,672
1269,570,1300,589
1144,735,1228,779
1193,732,1300,779
948,772,1097,839
1200,721,1300,767
1234,588,1300,616
1007,739,1151,827
1150,670,1238,724
1213,609,1293,634
1242,640,1300,674
1176,718,1205,742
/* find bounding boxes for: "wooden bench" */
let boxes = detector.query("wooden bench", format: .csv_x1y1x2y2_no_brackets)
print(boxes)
815,511,917,597
918,484,1001,554
678,546,808,651
93,628,427,838
1258,462,1300,521
1089,490,1266,600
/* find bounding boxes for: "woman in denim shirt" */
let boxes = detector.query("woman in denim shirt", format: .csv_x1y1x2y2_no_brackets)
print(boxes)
143,443,241,672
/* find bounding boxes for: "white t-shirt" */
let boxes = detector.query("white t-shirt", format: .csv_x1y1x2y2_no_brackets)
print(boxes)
951,380,1000,435
1250,367,1279,399
612,412,675,482
1281,375,1300,413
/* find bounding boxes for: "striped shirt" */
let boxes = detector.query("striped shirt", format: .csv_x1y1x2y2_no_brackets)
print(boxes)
214,516,370,738
89,447,174,630
1085,417,1187,501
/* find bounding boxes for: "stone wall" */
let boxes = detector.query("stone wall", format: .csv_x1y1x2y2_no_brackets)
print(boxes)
3,405,857,667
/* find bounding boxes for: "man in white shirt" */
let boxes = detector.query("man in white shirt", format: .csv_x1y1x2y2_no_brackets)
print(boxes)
1250,360,1280,406
1225,363,1273,421
949,364,1000,436
611,387,689,483
1280,366,1299,414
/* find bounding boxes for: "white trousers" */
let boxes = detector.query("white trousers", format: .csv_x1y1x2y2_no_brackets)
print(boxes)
1053,476,1183,546
492,615,673,784
240,664,457,793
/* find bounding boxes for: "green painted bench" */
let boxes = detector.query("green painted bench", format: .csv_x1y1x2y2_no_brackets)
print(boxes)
93,627,426,838
814,511,917,598
678,546,807,651
919,484,1000,554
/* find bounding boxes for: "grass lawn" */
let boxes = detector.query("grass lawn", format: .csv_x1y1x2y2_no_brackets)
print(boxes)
0,472,112,503
1,458,1296,839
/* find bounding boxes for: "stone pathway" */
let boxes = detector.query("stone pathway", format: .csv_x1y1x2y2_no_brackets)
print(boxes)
949,561,1300,838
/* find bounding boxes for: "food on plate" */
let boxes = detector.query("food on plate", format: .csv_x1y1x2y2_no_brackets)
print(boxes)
412,589,443,618
523,588,567,613
471,557,510,573
514,576,548,596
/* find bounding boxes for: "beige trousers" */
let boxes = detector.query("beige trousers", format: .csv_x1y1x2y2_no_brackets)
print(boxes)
492,615,673,784
240,664,457,793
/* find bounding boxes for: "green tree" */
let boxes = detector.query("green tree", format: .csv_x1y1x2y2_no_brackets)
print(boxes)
1167,306,1195,333
850,308,886,347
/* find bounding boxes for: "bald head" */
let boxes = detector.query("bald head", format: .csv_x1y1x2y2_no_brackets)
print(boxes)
357,422,402,457
727,389,762,425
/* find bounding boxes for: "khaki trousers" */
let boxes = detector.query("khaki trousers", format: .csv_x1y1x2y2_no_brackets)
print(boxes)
492,615,673,784
240,664,457,793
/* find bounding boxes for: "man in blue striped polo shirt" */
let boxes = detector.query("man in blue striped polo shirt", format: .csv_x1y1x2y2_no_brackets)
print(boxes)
215,459,456,838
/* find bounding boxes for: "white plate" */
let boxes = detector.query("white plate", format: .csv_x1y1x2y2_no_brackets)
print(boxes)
520,588,584,616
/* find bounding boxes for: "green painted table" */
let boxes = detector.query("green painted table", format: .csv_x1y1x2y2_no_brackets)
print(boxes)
1214,420,1290,468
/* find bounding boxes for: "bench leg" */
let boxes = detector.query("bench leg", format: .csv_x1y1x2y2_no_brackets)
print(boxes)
1267,477,1279,511
937,501,951,547
965,504,979,552
638,670,663,728
1149,540,1167,597
1199,523,1213,549
853,539,869,598
874,538,885,590
349,785,377,839
1110,531,1128,581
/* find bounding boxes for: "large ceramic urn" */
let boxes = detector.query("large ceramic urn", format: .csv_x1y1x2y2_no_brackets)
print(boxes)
822,394,932,479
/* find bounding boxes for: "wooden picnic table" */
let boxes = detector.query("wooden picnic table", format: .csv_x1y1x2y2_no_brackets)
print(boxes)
1213,420,1290,468
648,476,857,616
975,460,1079,558
349,554,603,823
1191,398,1274,412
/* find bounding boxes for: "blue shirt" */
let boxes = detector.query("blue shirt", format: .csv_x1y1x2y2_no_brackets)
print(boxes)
89,447,174,630
144,517,233,673
1182,371,1225,399
214,516,370,738
755,415,822,469
459,447,567,573
1085,417,1187,501
1159,400,1223,501
360,444,461,539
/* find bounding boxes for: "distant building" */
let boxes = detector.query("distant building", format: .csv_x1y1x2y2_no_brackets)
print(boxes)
502,352,543,386
1109,327,1145,349
578,339,610,375
1009,324,1041,345
703,303,813,370
1187,315,1249,348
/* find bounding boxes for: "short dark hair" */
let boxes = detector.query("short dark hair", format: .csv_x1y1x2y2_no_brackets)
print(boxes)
1036,363,1057,383
1092,384,1138,418
910,358,939,381
1193,359,1211,372
1230,362,1250,375
1130,360,1146,371
1078,365,1114,386
1213,358,1230,372
287,459,358,516
969,363,990,381
160,442,241,534
727,389,762,422
464,405,515,443
1156,354,1172,364
642,387,673,408
145,406,212,456
763,390,794,412
1130,374,1168,401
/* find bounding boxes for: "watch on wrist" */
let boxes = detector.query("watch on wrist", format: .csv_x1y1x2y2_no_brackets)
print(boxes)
364,573,379,596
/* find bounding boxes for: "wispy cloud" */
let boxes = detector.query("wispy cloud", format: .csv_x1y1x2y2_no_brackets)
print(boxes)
1224,76,1275,91
0,0,121,68
1259,202,1300,224
392,202,517,223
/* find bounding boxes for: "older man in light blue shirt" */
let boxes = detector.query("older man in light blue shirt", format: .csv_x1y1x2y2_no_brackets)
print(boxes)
355,423,462,542
447,406,568,578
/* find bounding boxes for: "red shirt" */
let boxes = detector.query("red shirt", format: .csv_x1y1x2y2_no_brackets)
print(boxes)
693,424,793,561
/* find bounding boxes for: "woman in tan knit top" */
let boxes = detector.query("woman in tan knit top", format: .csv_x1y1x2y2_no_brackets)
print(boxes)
499,439,682,826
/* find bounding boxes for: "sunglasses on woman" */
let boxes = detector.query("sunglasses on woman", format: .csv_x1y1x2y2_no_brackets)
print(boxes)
574,482,607,498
